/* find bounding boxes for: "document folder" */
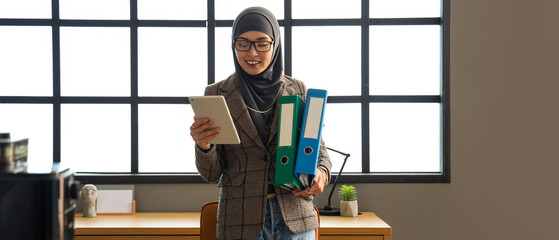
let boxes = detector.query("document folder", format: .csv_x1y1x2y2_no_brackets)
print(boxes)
294,89,328,189
275,95,305,191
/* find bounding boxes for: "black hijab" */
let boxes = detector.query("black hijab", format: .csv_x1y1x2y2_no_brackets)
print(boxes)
232,7,283,145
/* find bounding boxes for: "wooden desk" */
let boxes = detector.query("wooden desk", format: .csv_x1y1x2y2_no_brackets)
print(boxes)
75,212,391,240
319,212,391,240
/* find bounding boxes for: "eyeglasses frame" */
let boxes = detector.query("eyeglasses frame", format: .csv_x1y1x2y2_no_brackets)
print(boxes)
234,39,275,52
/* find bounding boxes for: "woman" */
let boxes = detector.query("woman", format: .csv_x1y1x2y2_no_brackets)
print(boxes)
190,7,331,240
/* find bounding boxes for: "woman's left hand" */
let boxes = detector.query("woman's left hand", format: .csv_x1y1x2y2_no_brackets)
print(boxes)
292,169,327,197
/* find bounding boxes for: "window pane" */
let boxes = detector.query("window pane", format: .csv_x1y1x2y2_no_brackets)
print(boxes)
293,0,360,19
370,103,440,172
0,0,51,18
60,27,130,96
138,104,195,172
370,0,441,18
370,25,440,95
0,104,53,173
138,27,207,97
322,103,362,173
292,26,361,95
138,0,206,20
0,26,52,96
61,104,130,172
215,27,236,81
215,27,284,82
60,0,129,20
215,0,284,20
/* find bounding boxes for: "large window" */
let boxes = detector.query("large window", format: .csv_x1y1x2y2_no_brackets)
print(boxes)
0,0,449,183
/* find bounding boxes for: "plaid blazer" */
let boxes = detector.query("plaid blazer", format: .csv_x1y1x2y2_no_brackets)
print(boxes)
195,74,332,239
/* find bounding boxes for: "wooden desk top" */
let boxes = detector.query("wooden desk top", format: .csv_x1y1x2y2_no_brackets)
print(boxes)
75,213,201,235
319,212,391,236
75,212,391,237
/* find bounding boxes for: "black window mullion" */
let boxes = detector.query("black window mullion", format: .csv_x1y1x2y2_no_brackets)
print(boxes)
59,19,130,27
52,0,61,163
0,97,53,103
370,95,441,103
0,19,51,26
369,18,440,25
292,19,360,26
138,20,206,27
284,0,292,76
442,0,451,183
214,20,233,27
361,0,370,173
130,0,139,173
208,0,215,85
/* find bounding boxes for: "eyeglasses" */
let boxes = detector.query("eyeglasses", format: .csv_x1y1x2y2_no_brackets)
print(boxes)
235,40,274,52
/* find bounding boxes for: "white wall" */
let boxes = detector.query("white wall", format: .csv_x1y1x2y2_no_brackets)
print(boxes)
115,1,559,239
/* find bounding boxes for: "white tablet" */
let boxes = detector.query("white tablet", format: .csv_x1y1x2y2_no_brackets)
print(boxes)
189,96,241,144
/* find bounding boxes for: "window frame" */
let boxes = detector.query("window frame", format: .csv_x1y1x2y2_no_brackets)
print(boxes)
0,0,450,184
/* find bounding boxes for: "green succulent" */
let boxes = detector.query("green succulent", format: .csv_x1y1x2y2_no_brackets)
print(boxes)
338,184,357,201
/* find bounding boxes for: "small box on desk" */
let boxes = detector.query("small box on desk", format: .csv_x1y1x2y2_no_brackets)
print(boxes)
96,185,136,215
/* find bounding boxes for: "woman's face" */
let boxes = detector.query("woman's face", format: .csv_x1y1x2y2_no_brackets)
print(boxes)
235,31,274,75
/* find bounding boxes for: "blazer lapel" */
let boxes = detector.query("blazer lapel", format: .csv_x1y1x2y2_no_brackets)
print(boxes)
218,76,266,149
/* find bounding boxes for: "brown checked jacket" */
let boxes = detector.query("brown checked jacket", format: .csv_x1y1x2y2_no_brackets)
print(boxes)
195,74,332,239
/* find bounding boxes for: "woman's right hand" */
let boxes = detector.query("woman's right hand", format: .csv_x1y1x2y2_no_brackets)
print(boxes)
190,116,220,150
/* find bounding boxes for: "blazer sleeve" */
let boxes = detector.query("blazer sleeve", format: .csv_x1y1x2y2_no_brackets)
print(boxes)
195,144,223,183
194,85,225,183
318,139,332,184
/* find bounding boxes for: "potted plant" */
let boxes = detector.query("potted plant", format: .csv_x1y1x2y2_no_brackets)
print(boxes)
338,184,358,217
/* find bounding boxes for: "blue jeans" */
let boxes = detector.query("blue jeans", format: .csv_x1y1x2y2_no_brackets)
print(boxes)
223,196,316,240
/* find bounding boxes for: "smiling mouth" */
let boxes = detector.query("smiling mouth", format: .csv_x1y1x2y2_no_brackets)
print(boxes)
246,61,259,65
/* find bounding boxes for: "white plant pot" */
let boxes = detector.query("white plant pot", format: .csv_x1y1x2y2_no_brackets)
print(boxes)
340,200,358,217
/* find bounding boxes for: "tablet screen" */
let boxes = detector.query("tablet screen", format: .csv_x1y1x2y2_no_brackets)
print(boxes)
189,96,241,144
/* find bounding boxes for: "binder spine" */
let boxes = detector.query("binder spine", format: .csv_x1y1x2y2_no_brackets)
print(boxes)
275,95,305,190
294,89,328,187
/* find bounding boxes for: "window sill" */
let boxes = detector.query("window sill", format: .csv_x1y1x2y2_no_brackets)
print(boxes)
75,172,449,184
